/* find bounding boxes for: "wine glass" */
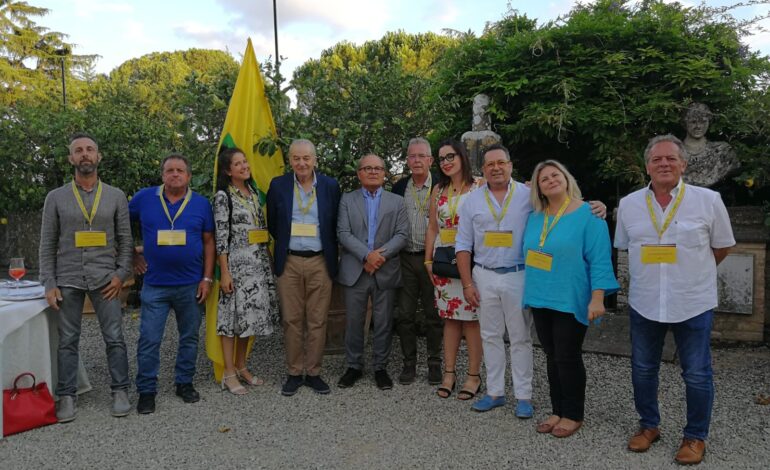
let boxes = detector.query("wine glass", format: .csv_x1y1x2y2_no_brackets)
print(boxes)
9,258,25,289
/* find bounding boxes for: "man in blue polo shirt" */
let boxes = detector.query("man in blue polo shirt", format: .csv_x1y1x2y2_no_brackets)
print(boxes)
129,154,215,414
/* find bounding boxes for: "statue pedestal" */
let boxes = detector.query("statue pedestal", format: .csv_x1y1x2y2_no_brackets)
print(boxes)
461,130,501,174
712,207,769,342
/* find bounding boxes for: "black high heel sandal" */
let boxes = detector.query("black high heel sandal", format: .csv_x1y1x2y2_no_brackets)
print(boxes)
436,370,456,399
457,373,482,401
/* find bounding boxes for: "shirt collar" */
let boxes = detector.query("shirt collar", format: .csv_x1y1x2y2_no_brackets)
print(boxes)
293,171,317,189
361,186,383,199
645,178,684,197
409,173,431,190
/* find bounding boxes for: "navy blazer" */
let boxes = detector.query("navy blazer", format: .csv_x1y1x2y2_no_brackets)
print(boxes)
267,171,341,278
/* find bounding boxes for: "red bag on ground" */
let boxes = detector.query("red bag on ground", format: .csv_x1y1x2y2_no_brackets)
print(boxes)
3,372,58,436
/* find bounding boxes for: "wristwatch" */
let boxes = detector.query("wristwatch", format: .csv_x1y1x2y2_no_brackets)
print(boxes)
202,277,214,283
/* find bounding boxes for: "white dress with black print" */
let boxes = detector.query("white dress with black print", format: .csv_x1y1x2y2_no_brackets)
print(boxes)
214,188,279,337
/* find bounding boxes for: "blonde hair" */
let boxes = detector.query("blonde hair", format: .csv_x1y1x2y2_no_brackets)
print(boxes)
529,159,583,212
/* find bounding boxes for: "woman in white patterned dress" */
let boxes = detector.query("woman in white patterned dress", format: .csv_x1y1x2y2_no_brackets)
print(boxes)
424,139,484,400
214,148,279,395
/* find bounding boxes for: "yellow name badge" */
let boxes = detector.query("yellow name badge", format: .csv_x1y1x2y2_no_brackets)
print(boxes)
291,223,318,237
157,230,187,246
641,244,677,264
75,231,107,248
526,249,553,272
483,230,513,248
439,228,457,244
248,229,269,244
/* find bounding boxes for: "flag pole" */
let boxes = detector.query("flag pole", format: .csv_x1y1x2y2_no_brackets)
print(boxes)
272,0,281,130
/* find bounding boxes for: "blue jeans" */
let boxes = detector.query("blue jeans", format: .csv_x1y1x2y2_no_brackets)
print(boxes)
629,307,714,440
56,286,129,396
136,283,202,394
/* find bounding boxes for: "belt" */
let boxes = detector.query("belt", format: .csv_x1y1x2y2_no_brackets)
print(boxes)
404,250,425,255
475,263,525,274
288,250,322,258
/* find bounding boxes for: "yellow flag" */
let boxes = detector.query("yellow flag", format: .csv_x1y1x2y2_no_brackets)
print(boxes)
206,38,285,383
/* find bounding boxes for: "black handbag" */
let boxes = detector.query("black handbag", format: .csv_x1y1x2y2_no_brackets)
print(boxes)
432,246,462,279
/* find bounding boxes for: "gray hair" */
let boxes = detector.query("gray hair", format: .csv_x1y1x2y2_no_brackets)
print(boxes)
357,154,385,169
407,137,431,156
643,134,689,163
289,138,317,157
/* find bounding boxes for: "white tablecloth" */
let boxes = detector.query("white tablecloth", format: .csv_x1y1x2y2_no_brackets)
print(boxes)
0,298,91,438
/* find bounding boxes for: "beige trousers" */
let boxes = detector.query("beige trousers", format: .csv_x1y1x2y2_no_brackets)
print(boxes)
277,255,332,376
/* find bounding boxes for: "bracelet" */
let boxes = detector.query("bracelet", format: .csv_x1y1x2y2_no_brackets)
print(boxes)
424,260,433,265
202,277,214,284
462,283,473,289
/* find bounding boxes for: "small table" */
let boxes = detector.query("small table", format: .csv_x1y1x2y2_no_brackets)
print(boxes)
0,297,91,438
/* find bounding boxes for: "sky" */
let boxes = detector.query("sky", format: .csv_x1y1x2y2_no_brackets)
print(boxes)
32,0,770,79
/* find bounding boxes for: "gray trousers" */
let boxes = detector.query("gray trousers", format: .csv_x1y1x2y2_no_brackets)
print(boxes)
344,273,396,371
396,252,443,366
56,286,130,396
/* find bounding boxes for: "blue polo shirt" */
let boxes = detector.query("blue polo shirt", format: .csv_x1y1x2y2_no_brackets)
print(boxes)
129,186,214,286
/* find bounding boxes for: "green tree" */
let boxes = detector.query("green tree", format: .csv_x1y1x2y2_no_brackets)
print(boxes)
282,31,458,190
0,1,95,106
432,0,770,203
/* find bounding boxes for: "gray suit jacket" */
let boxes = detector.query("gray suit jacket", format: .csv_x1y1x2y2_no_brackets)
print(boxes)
336,189,409,289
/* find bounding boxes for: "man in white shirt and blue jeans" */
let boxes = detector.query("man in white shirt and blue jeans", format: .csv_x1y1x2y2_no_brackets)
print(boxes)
615,134,735,465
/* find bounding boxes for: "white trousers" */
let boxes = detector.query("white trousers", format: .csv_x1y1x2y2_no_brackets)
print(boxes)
474,266,533,399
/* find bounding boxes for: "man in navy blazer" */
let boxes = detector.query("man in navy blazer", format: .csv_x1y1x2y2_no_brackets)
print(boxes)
267,139,341,396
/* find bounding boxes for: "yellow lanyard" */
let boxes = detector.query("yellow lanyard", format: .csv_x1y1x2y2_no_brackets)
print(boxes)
484,181,514,226
409,174,431,217
158,184,192,230
538,197,570,248
230,185,262,227
294,180,317,216
445,182,466,224
71,180,103,228
645,183,686,240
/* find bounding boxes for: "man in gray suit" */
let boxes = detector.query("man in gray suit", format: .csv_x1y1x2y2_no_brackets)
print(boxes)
336,154,409,390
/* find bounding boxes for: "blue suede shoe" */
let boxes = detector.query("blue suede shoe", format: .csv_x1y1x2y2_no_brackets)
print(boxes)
515,399,534,419
471,394,506,412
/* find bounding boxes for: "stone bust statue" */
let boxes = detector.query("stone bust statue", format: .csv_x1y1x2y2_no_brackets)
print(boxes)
681,103,739,187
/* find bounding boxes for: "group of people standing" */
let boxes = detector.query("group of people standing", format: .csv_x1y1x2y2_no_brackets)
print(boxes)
38,130,733,466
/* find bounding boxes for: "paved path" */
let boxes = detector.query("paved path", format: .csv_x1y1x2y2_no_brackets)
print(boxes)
1,312,768,469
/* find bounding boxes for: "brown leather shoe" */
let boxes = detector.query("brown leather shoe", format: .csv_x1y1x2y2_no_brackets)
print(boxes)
628,427,661,452
674,438,705,465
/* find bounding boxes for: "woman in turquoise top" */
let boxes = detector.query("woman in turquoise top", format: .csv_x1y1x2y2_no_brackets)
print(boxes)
522,159,619,438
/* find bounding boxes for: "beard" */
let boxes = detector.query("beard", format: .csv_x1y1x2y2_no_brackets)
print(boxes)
76,161,97,175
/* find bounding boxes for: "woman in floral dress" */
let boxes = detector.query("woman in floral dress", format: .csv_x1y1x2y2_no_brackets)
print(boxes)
424,139,483,400
214,147,279,395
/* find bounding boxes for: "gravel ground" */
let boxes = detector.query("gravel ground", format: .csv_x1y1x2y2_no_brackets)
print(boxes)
1,310,769,469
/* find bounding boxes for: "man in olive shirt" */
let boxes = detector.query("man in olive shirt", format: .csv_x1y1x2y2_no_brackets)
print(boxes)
39,133,133,423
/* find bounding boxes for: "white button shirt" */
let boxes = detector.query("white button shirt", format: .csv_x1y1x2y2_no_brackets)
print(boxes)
455,179,532,267
614,180,735,323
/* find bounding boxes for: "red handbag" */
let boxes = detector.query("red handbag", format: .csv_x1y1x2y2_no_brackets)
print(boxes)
3,372,58,437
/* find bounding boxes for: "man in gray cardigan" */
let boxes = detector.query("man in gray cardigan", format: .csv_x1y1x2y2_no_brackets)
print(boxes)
39,133,133,422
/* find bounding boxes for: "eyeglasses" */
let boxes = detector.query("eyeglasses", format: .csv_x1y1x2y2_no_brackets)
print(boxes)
359,166,385,174
438,153,457,164
407,154,430,160
484,160,511,170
